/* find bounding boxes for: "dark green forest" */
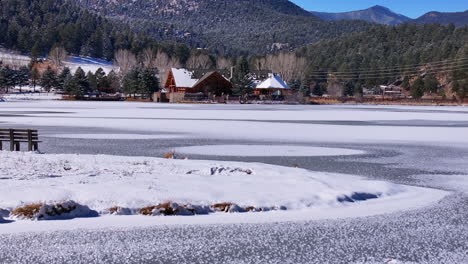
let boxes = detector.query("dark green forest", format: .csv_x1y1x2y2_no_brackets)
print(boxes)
297,23,468,97
0,0,193,61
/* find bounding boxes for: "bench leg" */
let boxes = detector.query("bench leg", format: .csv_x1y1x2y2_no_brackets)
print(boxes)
15,142,20,151
0,141,2,151
28,142,33,152
33,143,38,151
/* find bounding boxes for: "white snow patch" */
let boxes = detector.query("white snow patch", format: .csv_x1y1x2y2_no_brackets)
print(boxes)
176,144,365,157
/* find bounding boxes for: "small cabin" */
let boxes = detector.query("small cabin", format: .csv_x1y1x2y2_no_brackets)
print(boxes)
254,73,292,96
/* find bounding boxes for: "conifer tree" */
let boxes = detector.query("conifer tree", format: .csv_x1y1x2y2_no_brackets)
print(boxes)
411,77,425,99
138,68,160,97
40,66,58,92
17,66,30,92
231,57,252,98
74,67,90,95
424,75,439,94
57,67,72,91
122,67,140,97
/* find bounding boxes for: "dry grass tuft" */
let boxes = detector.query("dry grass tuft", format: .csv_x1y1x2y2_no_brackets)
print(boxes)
139,202,177,216
245,206,257,212
211,202,233,212
108,206,120,215
164,152,175,159
11,203,43,219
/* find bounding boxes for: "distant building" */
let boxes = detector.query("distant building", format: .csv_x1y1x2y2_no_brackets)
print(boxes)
254,73,292,97
380,85,404,97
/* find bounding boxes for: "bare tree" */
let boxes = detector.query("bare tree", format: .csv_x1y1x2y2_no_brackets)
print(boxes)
186,53,213,69
140,48,156,69
253,52,306,82
216,56,232,70
114,49,137,74
154,50,182,85
49,46,68,67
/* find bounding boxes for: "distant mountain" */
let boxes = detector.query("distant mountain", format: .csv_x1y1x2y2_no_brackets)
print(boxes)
311,5,411,25
75,0,375,55
413,10,468,26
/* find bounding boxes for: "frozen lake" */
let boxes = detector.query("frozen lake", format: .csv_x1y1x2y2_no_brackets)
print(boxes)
0,101,467,263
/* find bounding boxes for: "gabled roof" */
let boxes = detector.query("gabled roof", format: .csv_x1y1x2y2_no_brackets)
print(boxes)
256,74,290,89
192,71,231,88
171,68,198,88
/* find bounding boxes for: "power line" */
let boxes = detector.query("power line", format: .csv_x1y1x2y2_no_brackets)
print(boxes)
305,57,468,74
313,63,468,78
307,66,468,80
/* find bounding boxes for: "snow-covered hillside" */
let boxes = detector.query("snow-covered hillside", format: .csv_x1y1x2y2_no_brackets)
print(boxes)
0,50,117,74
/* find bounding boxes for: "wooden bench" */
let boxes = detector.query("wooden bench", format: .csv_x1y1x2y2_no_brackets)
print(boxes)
0,129,41,151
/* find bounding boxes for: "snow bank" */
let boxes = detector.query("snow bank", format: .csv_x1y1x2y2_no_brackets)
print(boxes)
3,93,62,101
0,209,9,218
0,152,446,222
176,144,365,157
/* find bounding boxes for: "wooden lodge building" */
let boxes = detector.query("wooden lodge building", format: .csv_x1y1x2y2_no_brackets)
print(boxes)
156,68,233,103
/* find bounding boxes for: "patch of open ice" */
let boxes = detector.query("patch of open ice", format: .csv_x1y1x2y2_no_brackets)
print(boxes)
47,133,183,140
176,145,365,157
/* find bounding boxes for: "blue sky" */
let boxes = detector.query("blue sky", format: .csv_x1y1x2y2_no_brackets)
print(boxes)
291,0,467,18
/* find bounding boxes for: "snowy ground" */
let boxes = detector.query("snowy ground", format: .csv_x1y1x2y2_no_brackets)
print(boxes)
2,92,63,101
0,151,446,231
0,101,467,263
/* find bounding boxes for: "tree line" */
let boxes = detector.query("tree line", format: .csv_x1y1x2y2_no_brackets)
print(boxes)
0,64,160,99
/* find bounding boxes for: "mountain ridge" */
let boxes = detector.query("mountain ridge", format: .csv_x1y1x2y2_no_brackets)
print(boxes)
413,10,468,26
74,0,374,55
311,5,411,25
310,5,468,26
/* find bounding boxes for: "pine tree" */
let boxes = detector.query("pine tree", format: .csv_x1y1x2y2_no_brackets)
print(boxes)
63,75,82,97
57,67,72,91
40,66,58,92
123,68,140,97
107,70,121,94
424,75,439,94
87,71,97,93
95,68,109,93
138,68,160,97
30,42,42,64
231,57,252,98
411,77,425,99
289,79,301,91
74,67,90,95
17,66,30,92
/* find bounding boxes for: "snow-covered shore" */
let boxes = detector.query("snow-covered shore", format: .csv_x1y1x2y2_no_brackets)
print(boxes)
0,151,447,232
